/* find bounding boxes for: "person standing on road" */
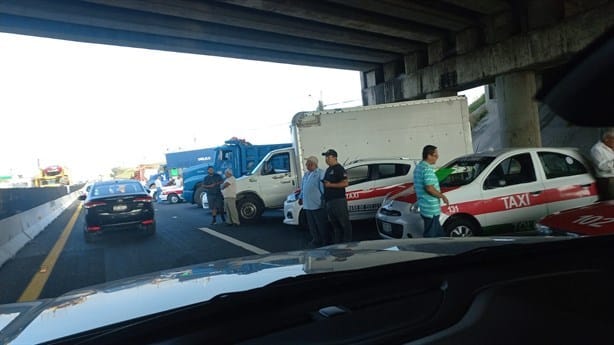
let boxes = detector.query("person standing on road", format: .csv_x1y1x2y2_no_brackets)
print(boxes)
221,168,240,226
298,156,330,247
322,149,352,243
590,128,614,200
203,166,225,225
154,176,163,203
414,145,449,237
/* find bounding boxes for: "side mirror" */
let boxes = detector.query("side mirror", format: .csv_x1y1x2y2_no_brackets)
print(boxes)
78,194,86,201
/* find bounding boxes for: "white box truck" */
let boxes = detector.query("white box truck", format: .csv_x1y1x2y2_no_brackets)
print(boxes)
234,96,474,222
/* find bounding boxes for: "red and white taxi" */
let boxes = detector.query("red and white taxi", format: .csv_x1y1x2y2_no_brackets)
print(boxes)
284,158,420,227
536,200,614,236
377,148,599,238
159,186,185,204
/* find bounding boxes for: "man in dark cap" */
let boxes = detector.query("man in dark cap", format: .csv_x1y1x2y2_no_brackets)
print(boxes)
321,149,352,243
202,166,225,225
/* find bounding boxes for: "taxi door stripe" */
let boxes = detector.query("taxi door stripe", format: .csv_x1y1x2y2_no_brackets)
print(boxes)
442,183,598,217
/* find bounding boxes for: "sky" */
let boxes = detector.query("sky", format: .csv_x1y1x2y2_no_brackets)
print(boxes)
0,32,483,181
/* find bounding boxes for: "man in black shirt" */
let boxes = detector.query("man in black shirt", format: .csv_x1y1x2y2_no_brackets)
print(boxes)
322,149,352,243
203,166,225,225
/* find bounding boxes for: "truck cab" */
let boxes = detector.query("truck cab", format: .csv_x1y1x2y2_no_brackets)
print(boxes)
182,139,292,207
234,147,299,222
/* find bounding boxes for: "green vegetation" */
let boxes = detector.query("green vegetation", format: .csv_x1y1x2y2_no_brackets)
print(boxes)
468,94,485,113
467,93,488,129
474,108,488,122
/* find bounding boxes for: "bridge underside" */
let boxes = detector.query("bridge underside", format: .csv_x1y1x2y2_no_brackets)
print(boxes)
1,0,612,148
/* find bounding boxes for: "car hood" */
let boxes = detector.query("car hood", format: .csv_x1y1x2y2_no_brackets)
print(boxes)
0,236,567,344
539,200,614,236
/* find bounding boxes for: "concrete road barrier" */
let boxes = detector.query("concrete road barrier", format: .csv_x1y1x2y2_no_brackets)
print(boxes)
0,190,81,268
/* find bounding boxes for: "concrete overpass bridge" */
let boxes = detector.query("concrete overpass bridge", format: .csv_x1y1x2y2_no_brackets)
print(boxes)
1,0,612,147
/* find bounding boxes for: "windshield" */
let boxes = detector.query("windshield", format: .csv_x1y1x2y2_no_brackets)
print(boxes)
0,3,610,343
246,160,262,176
438,157,495,187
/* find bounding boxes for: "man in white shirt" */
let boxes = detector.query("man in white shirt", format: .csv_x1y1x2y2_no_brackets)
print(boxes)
590,128,614,200
298,156,330,247
154,176,163,203
221,168,240,226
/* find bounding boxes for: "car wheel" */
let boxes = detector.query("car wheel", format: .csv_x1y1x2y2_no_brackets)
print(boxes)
237,196,263,223
444,218,480,237
168,193,179,204
195,186,206,206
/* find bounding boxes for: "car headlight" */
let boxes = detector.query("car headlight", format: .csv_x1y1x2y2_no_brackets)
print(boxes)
382,197,394,208
409,203,420,213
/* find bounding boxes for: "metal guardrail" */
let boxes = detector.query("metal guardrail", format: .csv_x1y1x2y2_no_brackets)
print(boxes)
0,184,85,221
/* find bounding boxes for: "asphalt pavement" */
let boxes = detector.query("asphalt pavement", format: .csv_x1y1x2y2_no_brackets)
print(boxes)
0,200,381,304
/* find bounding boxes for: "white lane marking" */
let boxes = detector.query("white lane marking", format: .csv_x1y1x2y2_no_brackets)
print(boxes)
199,227,270,255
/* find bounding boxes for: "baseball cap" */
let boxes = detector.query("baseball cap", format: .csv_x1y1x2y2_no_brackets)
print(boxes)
321,149,338,157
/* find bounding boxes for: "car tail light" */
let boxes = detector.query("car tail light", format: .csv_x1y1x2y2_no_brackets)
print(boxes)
142,219,155,225
84,201,106,209
86,226,101,232
134,196,153,203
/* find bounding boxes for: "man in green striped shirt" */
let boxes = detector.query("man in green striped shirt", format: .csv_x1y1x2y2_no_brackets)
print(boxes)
414,145,449,237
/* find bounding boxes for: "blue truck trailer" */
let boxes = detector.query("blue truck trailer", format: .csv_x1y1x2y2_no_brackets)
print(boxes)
146,147,216,189
182,138,291,206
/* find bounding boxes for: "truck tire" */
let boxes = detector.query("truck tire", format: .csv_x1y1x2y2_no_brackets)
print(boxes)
168,193,180,204
201,193,209,209
194,186,206,206
238,196,263,223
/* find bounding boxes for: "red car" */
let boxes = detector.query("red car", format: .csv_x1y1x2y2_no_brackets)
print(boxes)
536,200,614,236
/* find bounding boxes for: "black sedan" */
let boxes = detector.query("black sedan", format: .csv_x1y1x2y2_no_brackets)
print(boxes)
78,179,156,242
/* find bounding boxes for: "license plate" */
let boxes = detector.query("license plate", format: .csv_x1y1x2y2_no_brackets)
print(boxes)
382,222,392,233
113,204,128,212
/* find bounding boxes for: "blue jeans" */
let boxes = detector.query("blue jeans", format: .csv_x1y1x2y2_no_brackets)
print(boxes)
421,215,443,238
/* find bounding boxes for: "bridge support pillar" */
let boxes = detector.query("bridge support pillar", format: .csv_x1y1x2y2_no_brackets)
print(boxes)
495,71,541,148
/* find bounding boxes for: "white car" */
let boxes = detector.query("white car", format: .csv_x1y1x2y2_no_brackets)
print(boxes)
283,158,420,227
377,147,599,238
